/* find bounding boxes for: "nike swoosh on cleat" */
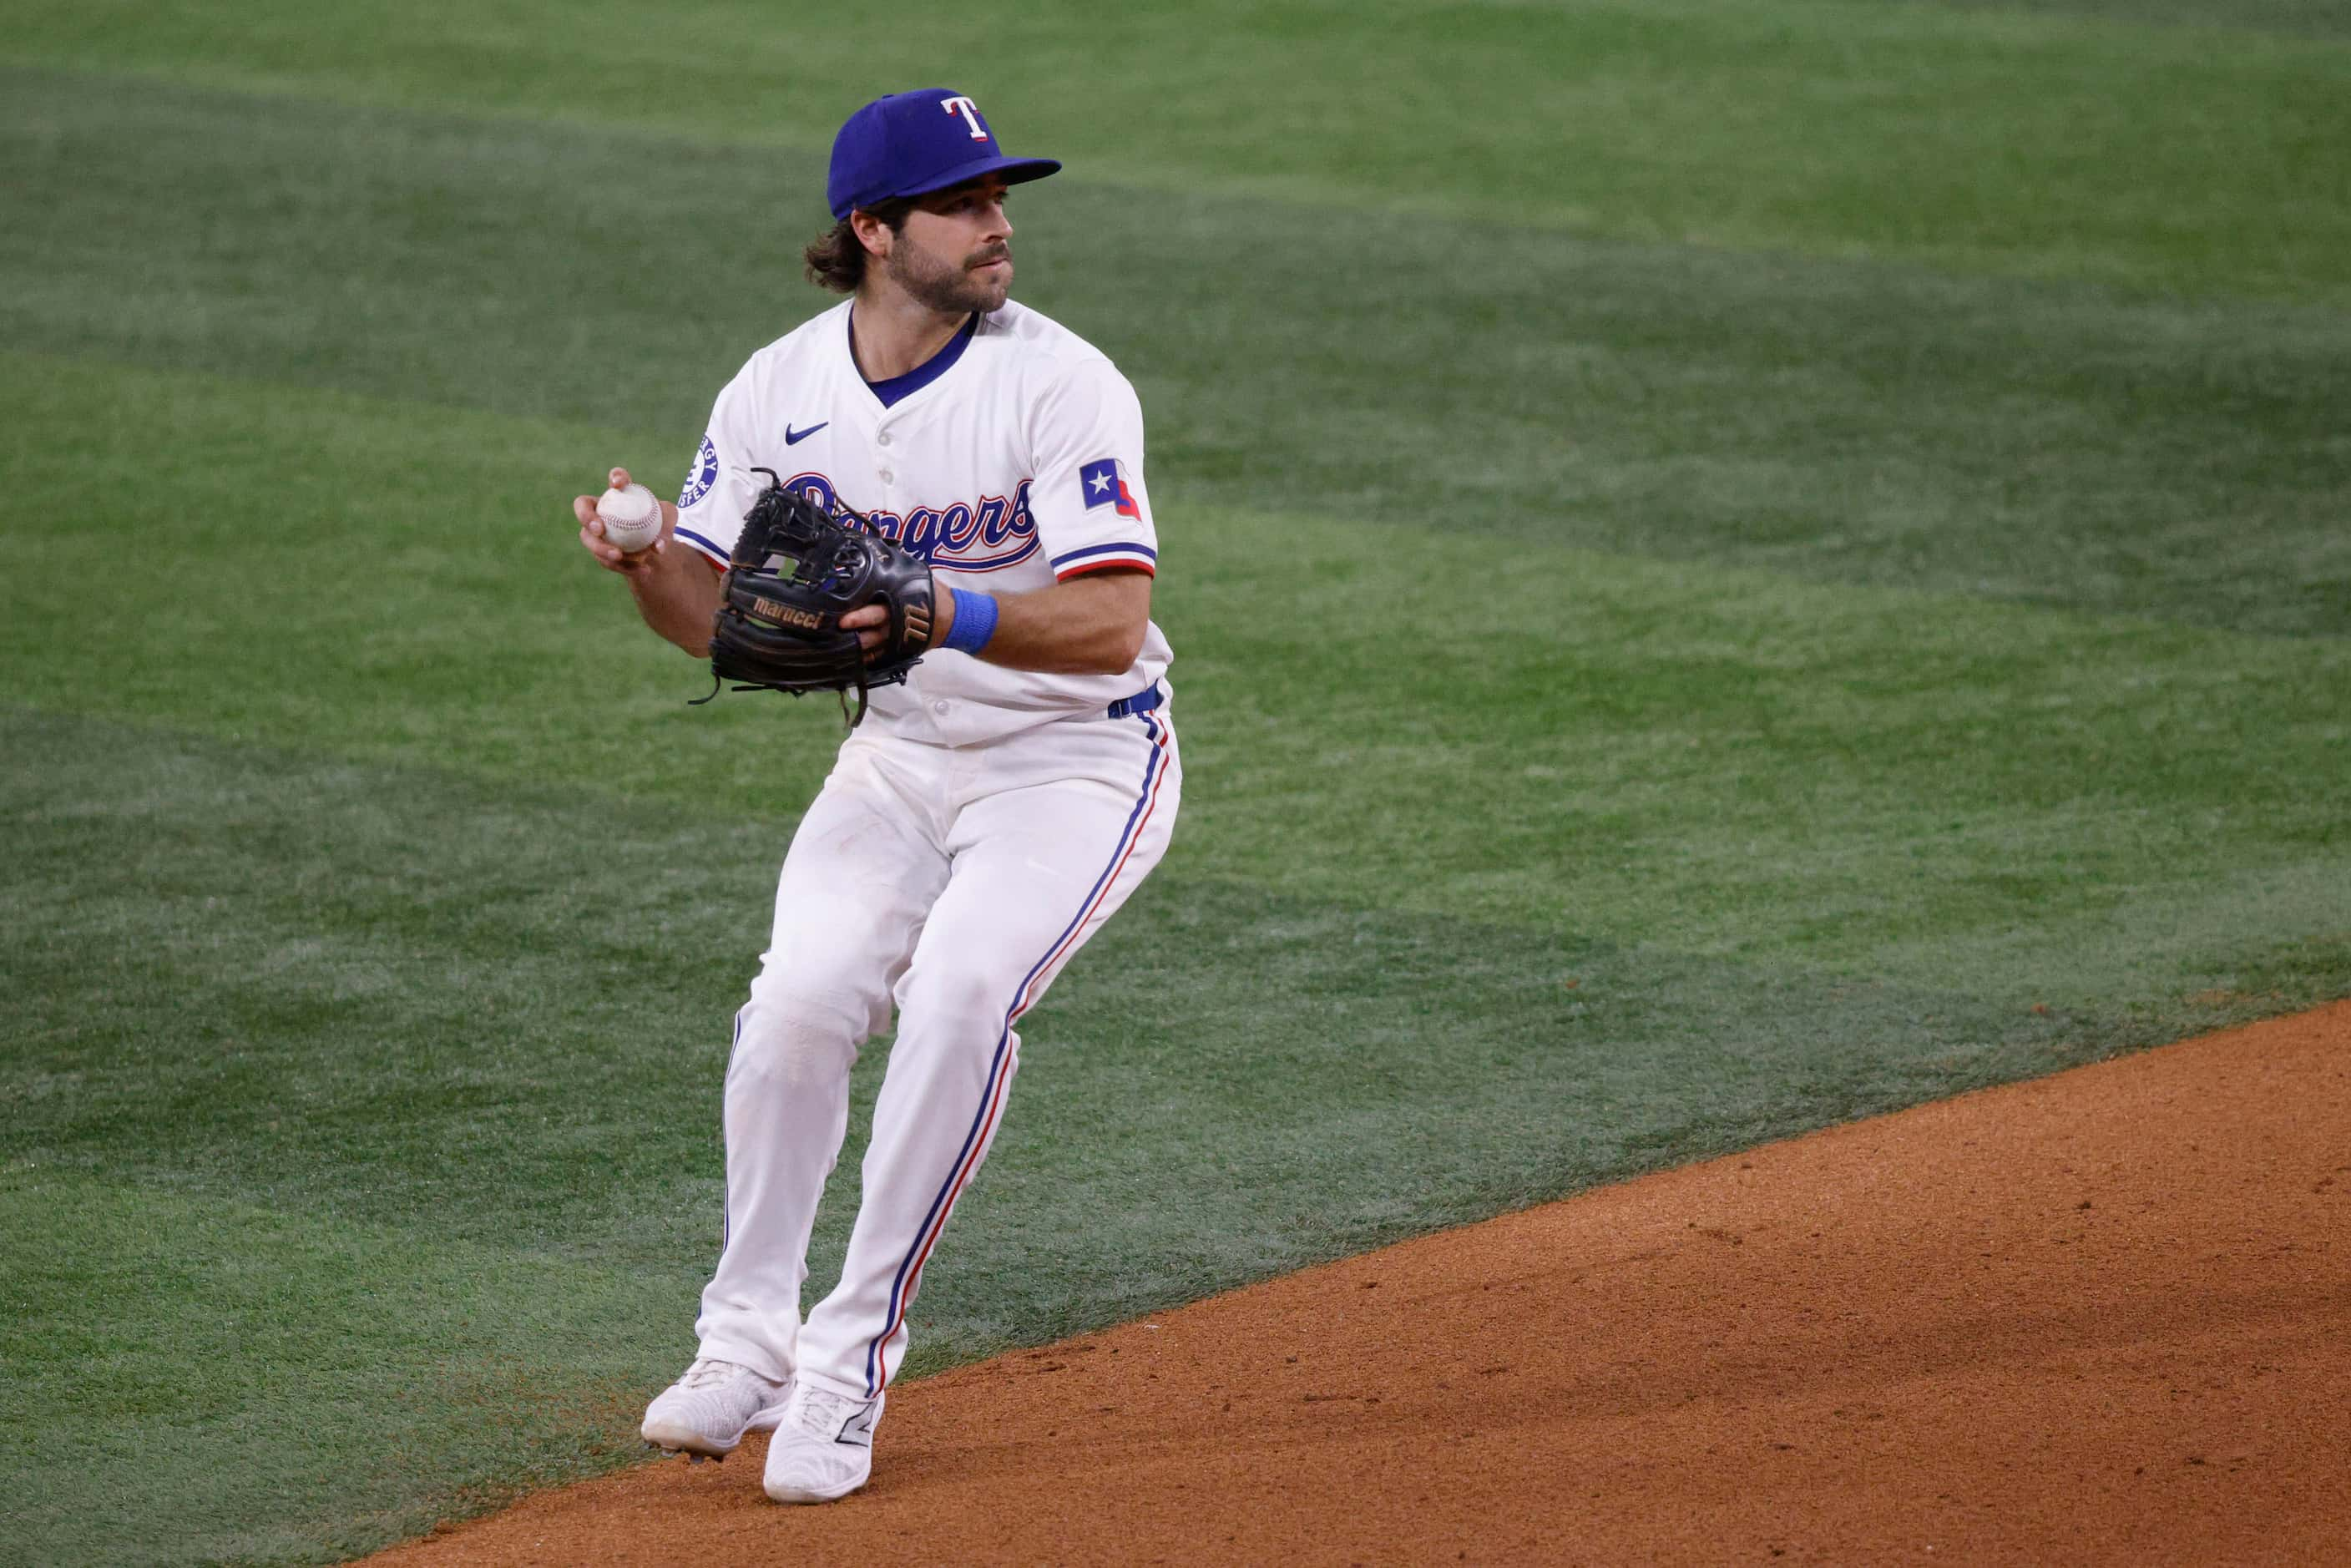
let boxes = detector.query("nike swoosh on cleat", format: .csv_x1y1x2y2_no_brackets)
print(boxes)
785,422,828,445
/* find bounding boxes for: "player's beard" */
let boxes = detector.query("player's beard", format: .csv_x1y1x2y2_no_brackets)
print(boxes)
885,237,1013,315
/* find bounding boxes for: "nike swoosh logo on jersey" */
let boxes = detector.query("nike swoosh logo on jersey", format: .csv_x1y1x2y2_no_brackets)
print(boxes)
785,422,828,445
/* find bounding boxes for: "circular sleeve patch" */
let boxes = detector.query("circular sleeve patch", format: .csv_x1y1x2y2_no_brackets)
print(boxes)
679,435,720,508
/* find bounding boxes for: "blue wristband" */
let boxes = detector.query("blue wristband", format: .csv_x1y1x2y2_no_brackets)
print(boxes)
942,587,998,655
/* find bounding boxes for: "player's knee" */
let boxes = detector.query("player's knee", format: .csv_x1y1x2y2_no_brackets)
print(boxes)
897,959,1010,1037
732,984,868,1086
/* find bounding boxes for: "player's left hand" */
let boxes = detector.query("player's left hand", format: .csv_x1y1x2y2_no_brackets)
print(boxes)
841,574,953,659
839,604,887,655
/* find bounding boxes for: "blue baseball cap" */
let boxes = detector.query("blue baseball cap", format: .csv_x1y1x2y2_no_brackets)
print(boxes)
827,89,1061,221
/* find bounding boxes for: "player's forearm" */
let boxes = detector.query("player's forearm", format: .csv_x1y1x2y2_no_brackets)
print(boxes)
629,549,725,656
951,571,1149,676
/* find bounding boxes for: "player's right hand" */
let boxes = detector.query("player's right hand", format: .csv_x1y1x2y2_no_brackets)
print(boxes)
574,465,677,576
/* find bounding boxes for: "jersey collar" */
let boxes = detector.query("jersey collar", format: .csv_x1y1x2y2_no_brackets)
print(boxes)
848,308,980,411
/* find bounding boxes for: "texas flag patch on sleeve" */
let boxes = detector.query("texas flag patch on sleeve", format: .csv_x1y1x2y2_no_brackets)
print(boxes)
1078,457,1140,519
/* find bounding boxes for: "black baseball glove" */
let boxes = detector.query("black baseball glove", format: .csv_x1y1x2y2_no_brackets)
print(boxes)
693,468,938,726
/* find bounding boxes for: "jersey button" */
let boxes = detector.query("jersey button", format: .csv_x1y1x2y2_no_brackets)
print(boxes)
877,433,892,447
932,700,950,716
879,469,895,484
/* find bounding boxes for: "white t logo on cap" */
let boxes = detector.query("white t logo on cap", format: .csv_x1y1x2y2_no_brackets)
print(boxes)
940,95,988,140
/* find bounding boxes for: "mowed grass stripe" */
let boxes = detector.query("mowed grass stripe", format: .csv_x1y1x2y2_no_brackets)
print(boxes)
0,1171,680,1568
5,0,2348,301
8,69,2347,636
11,700,2339,1247
5,349,2347,982
1924,0,2351,40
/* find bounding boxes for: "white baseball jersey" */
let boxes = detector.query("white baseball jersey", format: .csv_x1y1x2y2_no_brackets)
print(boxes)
673,299,1171,745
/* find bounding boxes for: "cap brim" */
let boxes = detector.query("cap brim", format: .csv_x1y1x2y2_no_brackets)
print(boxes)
890,154,1062,205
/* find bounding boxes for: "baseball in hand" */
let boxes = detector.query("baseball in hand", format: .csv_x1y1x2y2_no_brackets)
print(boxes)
597,483,664,553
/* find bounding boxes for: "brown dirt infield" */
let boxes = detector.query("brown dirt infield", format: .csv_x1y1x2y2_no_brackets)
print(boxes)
371,1003,2350,1565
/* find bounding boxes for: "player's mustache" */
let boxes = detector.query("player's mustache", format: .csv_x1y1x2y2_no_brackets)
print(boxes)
968,244,1012,269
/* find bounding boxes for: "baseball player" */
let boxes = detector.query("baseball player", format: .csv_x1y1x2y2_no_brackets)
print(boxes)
571,89,1180,1505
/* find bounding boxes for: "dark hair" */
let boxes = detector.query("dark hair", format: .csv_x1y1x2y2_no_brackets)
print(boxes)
802,197,916,293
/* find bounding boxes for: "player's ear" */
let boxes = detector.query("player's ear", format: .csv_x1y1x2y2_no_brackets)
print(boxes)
850,208,893,260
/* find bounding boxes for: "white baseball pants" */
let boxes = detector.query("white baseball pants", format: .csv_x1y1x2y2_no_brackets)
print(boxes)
694,701,1180,1399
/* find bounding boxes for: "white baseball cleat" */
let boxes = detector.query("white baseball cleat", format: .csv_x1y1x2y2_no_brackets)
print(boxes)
640,1358,791,1460
763,1382,883,1504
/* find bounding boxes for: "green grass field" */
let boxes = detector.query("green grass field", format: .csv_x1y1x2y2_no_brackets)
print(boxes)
4,2,2348,1561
